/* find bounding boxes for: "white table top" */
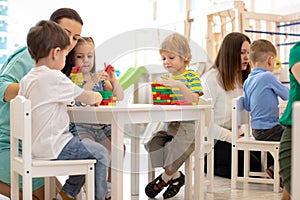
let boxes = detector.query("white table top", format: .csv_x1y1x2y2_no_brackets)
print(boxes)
68,104,211,124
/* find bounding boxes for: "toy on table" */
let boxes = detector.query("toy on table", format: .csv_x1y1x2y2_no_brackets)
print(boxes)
151,82,195,105
70,66,83,87
99,91,117,106
151,83,173,105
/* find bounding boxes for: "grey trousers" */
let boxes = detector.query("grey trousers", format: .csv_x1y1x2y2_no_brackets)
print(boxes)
144,121,195,173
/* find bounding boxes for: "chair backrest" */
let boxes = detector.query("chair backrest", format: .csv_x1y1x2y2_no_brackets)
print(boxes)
199,97,212,126
198,97,213,138
198,97,214,160
232,96,251,143
10,95,32,169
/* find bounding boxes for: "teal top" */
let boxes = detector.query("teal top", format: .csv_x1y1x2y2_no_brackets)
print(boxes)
0,46,34,152
280,41,300,126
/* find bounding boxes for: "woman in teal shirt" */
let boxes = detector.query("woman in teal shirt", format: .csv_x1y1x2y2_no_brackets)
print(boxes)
279,41,300,200
0,8,83,199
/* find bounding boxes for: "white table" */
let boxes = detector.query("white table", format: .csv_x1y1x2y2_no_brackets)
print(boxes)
68,104,210,200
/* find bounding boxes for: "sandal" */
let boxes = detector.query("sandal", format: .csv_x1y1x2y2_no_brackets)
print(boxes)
145,173,169,198
163,171,185,199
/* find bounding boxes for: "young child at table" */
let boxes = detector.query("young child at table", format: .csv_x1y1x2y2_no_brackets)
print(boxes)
243,39,289,178
144,32,202,199
19,20,109,200
0,8,83,198
67,36,124,200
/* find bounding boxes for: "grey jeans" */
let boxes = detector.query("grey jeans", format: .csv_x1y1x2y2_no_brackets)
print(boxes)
144,121,195,172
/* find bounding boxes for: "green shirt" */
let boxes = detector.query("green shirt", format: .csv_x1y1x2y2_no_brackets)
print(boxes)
280,41,300,126
0,46,34,152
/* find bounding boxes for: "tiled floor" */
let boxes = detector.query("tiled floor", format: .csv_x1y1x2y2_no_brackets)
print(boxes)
121,136,284,200
0,136,284,200
0,176,283,200
121,163,283,200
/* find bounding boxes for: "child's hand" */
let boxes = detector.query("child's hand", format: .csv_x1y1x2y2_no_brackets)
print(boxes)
92,71,108,83
159,76,182,88
93,92,102,107
106,66,117,81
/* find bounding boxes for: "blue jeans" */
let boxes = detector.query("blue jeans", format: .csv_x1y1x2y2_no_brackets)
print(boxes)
57,135,109,200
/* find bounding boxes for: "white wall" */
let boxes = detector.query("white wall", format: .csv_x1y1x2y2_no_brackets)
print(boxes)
3,0,300,71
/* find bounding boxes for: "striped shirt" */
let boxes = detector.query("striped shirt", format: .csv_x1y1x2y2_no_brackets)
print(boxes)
165,69,202,100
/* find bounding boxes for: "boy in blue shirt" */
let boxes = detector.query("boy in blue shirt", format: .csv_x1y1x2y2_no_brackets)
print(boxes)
243,39,289,179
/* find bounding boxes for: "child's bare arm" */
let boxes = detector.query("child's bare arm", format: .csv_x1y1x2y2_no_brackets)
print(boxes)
105,66,124,101
75,90,102,106
110,79,124,101
83,71,105,91
159,78,199,103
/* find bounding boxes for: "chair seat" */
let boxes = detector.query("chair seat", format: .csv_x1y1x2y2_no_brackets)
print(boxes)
32,159,96,166
236,137,280,151
237,137,280,145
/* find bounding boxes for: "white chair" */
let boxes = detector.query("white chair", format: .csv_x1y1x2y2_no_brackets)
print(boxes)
10,95,96,200
231,96,280,192
147,97,214,199
184,97,214,198
292,101,300,199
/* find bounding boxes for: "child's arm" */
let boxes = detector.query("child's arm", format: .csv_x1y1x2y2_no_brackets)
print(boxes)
75,90,102,106
159,78,199,103
104,67,124,101
83,71,105,91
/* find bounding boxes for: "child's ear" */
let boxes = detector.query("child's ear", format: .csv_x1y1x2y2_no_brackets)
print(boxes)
267,56,274,66
51,47,61,60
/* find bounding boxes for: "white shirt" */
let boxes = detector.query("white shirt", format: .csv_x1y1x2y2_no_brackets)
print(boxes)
19,66,83,159
201,68,243,143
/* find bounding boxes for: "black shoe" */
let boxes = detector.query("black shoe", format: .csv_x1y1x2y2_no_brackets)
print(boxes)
145,173,169,198
163,171,185,199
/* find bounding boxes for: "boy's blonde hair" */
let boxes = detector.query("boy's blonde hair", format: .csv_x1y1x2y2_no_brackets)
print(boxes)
159,33,192,65
250,39,277,63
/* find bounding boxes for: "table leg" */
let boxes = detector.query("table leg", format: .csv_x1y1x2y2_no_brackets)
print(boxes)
194,111,205,200
111,120,124,200
131,125,140,198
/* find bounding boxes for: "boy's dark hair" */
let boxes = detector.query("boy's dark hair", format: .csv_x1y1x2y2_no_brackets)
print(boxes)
50,8,83,26
27,20,70,62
